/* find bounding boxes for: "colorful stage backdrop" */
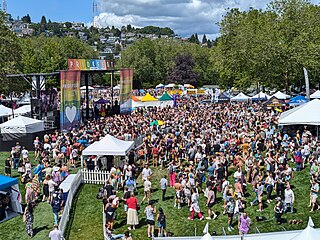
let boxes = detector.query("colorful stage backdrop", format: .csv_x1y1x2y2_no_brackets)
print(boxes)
120,68,133,114
60,71,81,131
68,59,114,71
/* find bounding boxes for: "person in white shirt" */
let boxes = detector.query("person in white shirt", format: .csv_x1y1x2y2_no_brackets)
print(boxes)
21,147,29,162
142,165,152,181
49,224,63,240
284,185,295,213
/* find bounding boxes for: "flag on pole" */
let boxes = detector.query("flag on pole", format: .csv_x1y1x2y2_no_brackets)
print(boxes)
203,222,209,234
303,67,310,100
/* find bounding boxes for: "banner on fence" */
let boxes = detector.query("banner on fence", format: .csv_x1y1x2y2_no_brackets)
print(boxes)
68,59,114,71
120,68,133,114
60,70,81,131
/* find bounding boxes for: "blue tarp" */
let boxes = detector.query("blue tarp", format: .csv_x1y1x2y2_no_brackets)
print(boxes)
288,95,309,105
0,175,18,191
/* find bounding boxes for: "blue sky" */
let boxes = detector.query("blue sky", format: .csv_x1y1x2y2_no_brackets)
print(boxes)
7,0,92,23
6,0,320,38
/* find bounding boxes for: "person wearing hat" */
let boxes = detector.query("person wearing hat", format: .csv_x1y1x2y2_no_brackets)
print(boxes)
284,184,295,213
274,197,284,224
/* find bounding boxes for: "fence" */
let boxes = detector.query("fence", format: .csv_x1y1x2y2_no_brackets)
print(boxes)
81,169,111,184
59,170,82,235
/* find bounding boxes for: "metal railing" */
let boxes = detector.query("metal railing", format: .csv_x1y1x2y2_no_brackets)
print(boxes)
59,170,82,235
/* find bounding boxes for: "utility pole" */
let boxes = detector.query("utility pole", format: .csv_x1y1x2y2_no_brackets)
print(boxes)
2,0,7,12
92,0,97,27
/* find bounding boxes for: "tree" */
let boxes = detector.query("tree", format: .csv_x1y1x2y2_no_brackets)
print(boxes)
0,12,22,93
21,14,31,24
202,34,207,44
40,16,47,26
168,53,198,86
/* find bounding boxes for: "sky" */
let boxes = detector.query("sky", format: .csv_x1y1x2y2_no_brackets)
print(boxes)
6,0,319,39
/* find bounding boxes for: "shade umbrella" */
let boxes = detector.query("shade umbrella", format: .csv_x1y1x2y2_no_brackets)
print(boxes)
157,120,165,126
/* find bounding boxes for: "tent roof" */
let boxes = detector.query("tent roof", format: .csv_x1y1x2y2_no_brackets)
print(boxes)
0,175,18,191
156,83,164,88
251,91,271,100
288,95,308,105
0,104,12,117
132,95,140,102
218,92,230,102
14,105,31,115
310,90,320,99
231,92,249,101
94,98,110,104
0,116,43,127
82,134,134,156
273,91,291,100
279,99,320,125
80,86,94,90
141,93,158,102
159,92,173,101
263,96,286,107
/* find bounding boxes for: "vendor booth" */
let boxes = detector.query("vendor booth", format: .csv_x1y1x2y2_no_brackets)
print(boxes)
288,95,308,106
251,91,271,101
158,92,174,107
310,90,320,99
263,96,286,107
272,91,291,100
0,116,45,151
0,175,22,223
230,92,249,102
81,134,134,170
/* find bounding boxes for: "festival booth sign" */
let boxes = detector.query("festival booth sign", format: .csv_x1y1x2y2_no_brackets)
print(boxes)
81,134,134,169
279,99,320,126
120,68,133,115
60,71,81,131
263,96,286,107
310,90,320,99
68,59,114,71
0,175,22,222
0,116,45,151
217,92,230,103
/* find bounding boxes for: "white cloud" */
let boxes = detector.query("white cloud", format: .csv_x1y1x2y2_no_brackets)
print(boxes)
92,0,276,39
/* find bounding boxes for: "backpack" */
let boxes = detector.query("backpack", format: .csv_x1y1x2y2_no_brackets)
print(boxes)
159,213,166,224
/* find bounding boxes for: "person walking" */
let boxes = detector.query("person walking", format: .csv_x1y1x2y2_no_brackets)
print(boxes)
5,157,11,177
126,192,139,230
274,197,284,224
23,202,34,238
51,192,63,225
206,186,217,220
142,177,152,204
49,224,64,240
309,178,319,212
144,201,156,238
160,175,168,201
157,207,167,237
188,199,203,220
238,212,251,236
226,197,235,232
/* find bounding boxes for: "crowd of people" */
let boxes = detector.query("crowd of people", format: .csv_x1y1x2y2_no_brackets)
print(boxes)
3,94,320,239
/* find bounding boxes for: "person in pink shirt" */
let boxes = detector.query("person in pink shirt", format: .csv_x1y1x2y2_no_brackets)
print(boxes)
238,212,251,235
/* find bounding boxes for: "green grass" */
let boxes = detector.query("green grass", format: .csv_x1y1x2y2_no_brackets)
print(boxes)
69,164,320,239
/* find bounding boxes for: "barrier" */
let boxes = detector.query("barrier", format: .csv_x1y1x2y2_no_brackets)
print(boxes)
81,169,110,184
59,170,82,235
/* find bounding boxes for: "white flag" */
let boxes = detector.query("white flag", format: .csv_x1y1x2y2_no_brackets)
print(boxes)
203,222,209,234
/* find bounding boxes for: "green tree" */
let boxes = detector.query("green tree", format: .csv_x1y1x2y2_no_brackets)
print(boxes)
202,34,207,44
21,14,31,24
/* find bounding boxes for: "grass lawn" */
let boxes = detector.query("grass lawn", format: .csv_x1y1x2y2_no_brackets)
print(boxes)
0,151,80,240
69,164,320,239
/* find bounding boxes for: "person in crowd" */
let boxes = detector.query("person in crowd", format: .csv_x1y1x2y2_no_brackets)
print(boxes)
226,197,235,232
126,192,139,231
274,197,284,224
5,157,11,177
105,198,116,231
51,191,63,225
49,224,63,240
157,207,167,237
142,176,152,204
23,202,34,238
206,186,217,220
309,177,319,212
188,198,203,221
284,184,295,213
238,212,251,236
144,201,156,238
160,175,168,201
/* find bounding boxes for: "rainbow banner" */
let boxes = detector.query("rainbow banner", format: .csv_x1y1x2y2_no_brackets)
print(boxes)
60,70,81,131
120,68,133,114
68,59,114,71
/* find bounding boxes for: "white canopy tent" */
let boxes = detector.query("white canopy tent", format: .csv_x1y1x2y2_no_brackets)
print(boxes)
310,90,320,99
290,217,320,240
230,92,249,102
156,83,165,88
272,91,291,100
82,134,134,156
251,91,271,100
279,99,320,126
80,86,94,90
14,105,31,116
0,105,12,117
0,116,44,134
